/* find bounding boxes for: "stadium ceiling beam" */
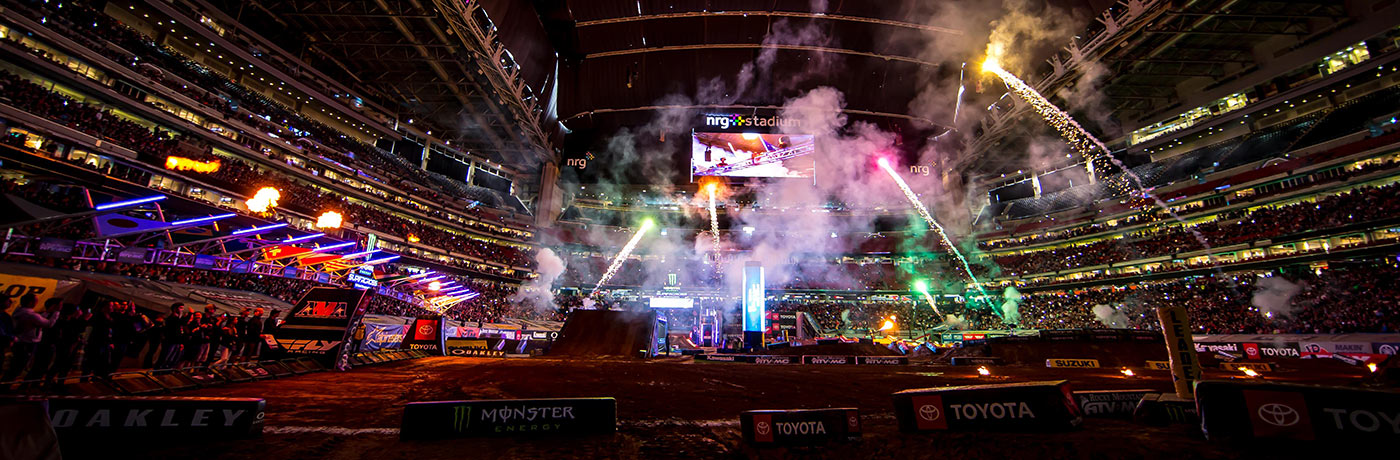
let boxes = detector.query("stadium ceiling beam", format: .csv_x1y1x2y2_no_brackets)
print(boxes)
1164,11,1346,20
584,44,938,67
1112,57,1252,65
562,104,945,129
283,12,438,19
574,10,963,35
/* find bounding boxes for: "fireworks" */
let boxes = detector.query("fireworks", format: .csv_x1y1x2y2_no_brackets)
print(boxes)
981,57,1224,279
246,187,281,213
706,182,720,254
594,219,655,292
877,159,993,307
913,280,942,316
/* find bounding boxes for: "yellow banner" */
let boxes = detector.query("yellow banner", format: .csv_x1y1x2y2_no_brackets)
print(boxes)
1145,360,1173,371
1045,358,1101,368
1223,362,1274,372
0,274,59,311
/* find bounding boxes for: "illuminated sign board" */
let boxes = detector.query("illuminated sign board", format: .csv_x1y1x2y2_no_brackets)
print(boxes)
743,262,765,332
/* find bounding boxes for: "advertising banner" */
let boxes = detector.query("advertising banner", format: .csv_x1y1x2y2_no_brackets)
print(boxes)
400,315,446,355
893,381,1083,432
1197,380,1400,441
400,398,616,440
741,408,861,447
45,396,265,438
0,274,60,306
362,324,407,351
274,287,373,369
1074,389,1155,418
801,355,855,365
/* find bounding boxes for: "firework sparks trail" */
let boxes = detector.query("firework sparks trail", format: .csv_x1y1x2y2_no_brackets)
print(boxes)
593,220,655,292
919,291,942,316
877,159,995,312
981,59,1229,286
706,183,720,254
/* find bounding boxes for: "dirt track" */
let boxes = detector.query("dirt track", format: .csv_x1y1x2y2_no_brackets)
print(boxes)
61,356,1371,459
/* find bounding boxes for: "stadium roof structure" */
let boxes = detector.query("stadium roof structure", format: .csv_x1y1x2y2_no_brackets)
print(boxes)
202,0,556,167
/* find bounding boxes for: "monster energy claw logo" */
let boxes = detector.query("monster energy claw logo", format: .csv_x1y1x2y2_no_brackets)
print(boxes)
453,406,471,432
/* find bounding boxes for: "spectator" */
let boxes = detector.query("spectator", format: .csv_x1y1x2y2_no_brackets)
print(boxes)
2,294,58,381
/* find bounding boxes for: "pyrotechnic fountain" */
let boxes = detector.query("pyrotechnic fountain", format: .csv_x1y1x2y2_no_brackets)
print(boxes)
877,158,995,312
593,219,655,292
706,182,720,254
913,279,942,316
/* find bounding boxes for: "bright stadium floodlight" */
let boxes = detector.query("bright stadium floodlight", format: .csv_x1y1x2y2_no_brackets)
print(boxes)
311,241,357,253
282,233,324,243
232,222,289,236
169,213,236,226
94,194,166,211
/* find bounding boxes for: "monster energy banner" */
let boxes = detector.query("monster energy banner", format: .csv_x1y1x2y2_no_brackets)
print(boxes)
400,398,617,440
274,287,373,369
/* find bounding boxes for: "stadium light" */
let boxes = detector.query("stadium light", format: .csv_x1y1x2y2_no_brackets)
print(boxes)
428,281,442,291
311,241,356,253
363,255,399,265
282,233,324,243
94,195,166,211
338,249,380,259
169,213,236,226
232,222,289,236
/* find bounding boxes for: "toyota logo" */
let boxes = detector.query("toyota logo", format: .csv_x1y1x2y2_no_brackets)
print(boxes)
755,421,771,435
1257,403,1300,427
918,404,941,421
1381,345,1397,355
848,415,858,428
418,324,435,335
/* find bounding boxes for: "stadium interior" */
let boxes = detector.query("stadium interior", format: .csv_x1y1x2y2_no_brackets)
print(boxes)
0,0,1398,458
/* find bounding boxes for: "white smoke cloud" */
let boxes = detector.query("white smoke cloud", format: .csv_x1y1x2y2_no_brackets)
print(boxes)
1252,276,1303,319
1000,286,1022,325
510,248,566,314
943,314,968,331
1092,304,1130,328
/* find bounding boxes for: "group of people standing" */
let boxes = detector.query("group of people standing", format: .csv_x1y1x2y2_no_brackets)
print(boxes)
0,296,281,384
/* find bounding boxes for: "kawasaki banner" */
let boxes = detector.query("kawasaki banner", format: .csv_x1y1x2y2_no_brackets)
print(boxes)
274,287,373,369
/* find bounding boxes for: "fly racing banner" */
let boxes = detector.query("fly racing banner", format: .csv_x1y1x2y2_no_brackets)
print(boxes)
275,287,373,369
741,408,861,447
400,398,616,440
893,381,1083,432
400,315,446,355
1196,380,1400,441
44,396,265,438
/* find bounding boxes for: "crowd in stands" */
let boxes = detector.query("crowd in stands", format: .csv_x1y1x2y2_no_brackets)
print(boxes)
990,182,1400,275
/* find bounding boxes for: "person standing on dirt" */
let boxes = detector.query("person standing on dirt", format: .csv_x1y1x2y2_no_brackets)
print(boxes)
351,321,367,354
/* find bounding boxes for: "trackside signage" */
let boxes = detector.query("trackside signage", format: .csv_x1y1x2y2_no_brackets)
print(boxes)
1046,359,1101,368
45,396,265,437
802,356,854,365
1074,390,1154,418
741,408,861,447
400,398,616,440
893,380,1082,432
1197,380,1400,441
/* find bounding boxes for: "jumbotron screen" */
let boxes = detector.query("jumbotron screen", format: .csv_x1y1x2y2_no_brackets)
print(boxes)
690,132,816,179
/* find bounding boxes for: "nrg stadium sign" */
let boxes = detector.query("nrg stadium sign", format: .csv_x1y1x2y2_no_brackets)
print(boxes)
704,113,802,130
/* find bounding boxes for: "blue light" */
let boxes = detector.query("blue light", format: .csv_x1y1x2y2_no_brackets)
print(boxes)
363,255,400,265
94,195,166,211
282,232,324,243
232,222,289,235
311,241,356,253
169,213,236,226
338,249,380,259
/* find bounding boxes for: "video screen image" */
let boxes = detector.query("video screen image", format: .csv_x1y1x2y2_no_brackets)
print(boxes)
691,132,815,179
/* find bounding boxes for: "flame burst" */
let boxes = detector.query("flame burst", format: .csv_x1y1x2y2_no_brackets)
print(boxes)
165,156,221,173
977,366,991,376
246,187,281,213
1120,368,1136,377
316,211,343,229
594,220,655,291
